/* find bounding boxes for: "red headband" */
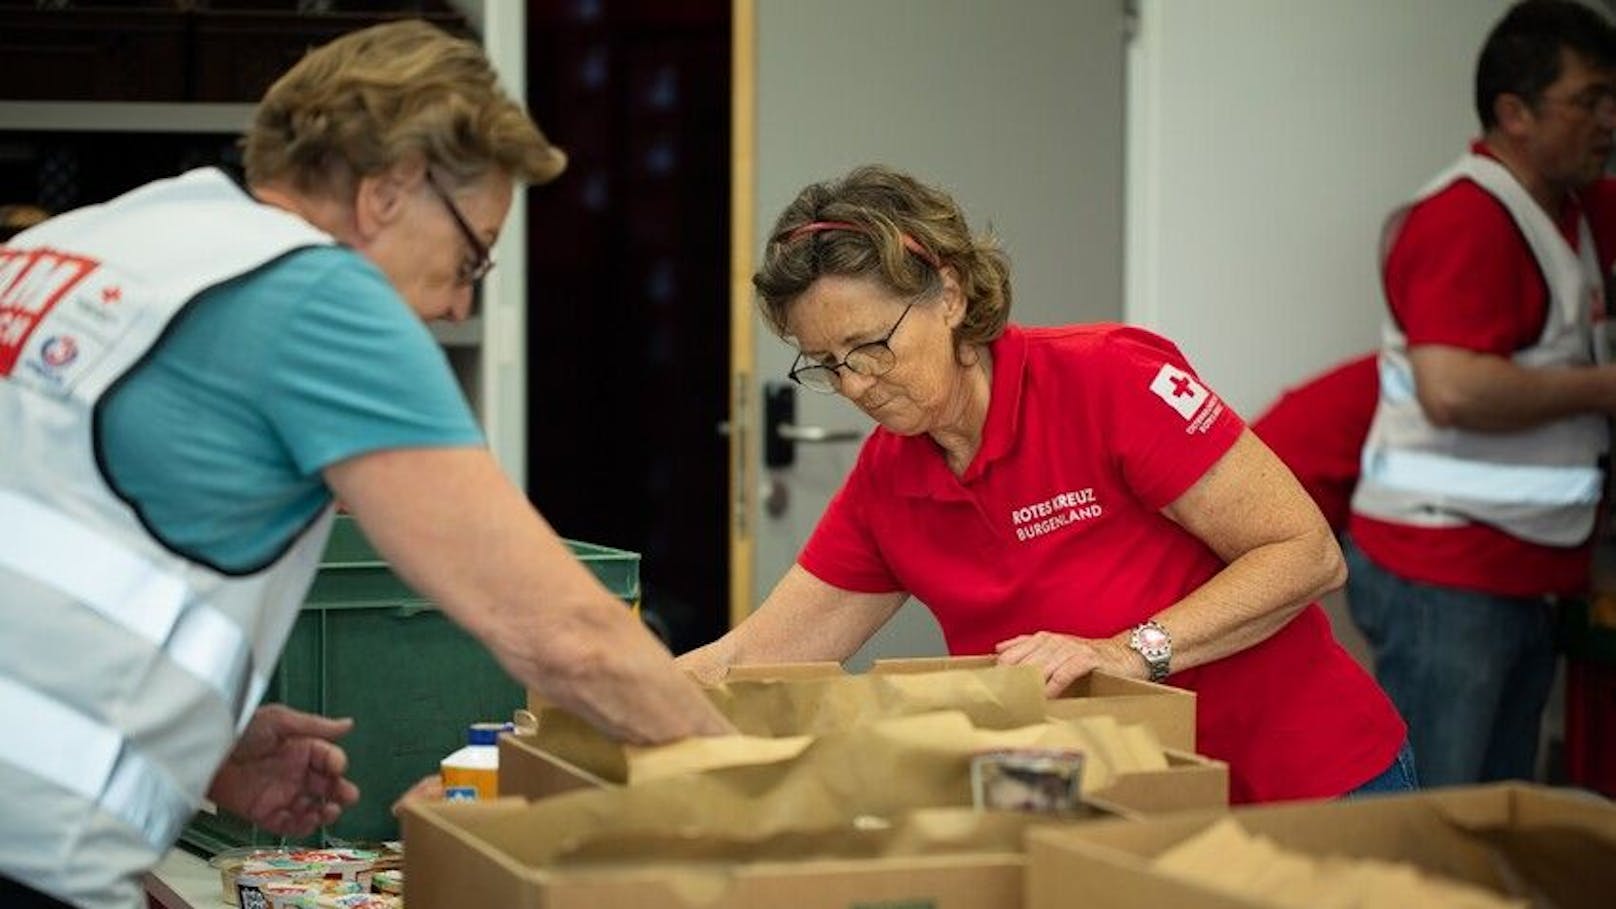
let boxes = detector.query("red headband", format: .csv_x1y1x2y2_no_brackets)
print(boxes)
780,220,942,270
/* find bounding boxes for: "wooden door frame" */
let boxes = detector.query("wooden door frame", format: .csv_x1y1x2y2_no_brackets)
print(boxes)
727,0,757,631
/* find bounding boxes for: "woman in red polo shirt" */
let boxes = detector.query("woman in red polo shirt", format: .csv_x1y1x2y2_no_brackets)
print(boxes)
680,165,1408,804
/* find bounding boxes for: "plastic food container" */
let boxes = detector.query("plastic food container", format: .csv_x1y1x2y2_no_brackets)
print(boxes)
210,849,315,907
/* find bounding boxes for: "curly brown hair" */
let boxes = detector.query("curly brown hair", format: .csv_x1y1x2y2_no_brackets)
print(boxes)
242,20,566,197
753,165,1012,349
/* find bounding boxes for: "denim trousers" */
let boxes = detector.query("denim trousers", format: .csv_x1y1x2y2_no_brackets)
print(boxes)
1345,738,1419,797
1343,535,1557,788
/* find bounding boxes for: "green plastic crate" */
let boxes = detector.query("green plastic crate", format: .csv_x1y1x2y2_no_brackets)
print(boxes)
180,516,639,854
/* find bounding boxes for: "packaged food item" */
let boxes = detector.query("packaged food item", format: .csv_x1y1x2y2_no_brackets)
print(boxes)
235,877,286,909
374,841,404,871
228,846,379,908
285,848,379,889
969,748,1086,815
234,865,322,909
315,894,402,908
251,877,371,909
441,722,504,800
260,881,321,909
372,869,403,896
210,847,295,906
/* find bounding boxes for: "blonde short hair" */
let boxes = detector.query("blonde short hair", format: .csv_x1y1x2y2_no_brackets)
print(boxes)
243,19,566,195
754,165,1012,349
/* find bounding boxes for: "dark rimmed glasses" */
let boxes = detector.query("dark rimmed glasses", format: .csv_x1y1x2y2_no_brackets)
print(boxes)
1540,84,1616,120
788,302,914,394
426,172,494,285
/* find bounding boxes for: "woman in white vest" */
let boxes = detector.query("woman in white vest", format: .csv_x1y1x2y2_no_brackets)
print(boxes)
0,20,730,909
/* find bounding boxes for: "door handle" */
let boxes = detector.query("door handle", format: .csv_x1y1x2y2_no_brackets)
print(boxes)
776,423,864,444
764,381,864,467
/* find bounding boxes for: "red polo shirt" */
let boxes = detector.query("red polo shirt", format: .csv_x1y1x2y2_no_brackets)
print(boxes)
1348,141,1616,596
1251,354,1378,533
800,323,1405,804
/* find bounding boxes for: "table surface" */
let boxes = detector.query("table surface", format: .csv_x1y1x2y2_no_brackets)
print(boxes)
143,849,226,909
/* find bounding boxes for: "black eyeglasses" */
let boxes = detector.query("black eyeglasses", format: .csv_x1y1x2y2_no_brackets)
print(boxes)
425,172,494,285
1540,85,1616,120
789,302,915,394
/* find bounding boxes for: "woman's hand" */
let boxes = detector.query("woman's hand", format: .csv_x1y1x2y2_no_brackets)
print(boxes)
994,631,1137,696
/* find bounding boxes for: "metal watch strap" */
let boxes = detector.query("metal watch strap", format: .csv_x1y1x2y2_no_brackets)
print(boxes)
1129,620,1172,682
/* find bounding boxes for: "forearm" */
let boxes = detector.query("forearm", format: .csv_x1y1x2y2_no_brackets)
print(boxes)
418,522,732,743
328,449,730,743
676,634,742,684
1411,347,1616,431
678,567,905,681
489,588,731,744
675,604,860,683
1116,527,1344,675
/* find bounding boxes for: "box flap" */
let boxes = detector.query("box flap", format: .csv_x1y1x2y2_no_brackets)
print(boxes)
870,655,998,674
1089,749,1228,815
722,661,847,681
1046,671,1195,752
403,799,543,909
500,732,610,799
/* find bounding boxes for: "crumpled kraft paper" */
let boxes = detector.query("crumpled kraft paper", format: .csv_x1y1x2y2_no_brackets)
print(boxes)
532,663,1050,783
480,710,1165,867
1152,817,1528,909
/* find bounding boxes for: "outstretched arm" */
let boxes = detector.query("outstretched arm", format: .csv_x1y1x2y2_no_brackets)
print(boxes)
326,446,733,744
997,430,1343,695
678,565,907,683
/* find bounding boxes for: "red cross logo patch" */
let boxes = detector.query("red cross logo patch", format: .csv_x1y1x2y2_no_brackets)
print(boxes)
1148,363,1210,420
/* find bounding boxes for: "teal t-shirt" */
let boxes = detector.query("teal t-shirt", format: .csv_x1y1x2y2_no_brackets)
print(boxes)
99,245,484,572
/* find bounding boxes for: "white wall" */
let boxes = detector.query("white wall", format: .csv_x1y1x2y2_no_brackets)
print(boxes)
752,0,1128,661
1127,0,1514,416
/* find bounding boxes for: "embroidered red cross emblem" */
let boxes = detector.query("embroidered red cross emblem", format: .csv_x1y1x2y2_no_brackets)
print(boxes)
101,286,121,305
1170,376,1194,397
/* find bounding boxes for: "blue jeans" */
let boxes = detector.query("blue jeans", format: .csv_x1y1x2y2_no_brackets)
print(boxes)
1343,536,1558,788
1345,739,1419,797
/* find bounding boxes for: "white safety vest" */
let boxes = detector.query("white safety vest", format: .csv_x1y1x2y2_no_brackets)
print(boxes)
0,169,337,908
1353,153,1610,547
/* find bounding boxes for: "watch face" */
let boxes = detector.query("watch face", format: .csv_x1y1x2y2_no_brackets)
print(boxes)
1138,626,1169,650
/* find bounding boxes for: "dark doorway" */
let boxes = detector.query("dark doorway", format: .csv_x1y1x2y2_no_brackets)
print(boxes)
525,0,731,654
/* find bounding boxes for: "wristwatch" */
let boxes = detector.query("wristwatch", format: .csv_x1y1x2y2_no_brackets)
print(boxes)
1128,621,1173,682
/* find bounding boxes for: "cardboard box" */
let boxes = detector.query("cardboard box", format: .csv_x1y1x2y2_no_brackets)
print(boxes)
404,801,1107,909
1025,782,1616,909
870,657,1196,751
413,692,1228,909
738,658,1197,751
723,660,846,681
1051,674,1194,751
531,659,1196,751
878,659,1197,751
510,660,1211,817
498,729,1227,816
